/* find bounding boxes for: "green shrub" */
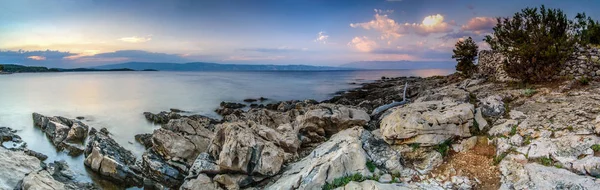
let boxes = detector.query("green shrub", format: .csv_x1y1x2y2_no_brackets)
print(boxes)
409,143,420,151
509,125,518,136
322,173,365,190
523,135,532,145
485,5,579,82
579,76,590,85
434,139,452,157
523,88,537,97
366,161,377,173
493,152,508,165
591,144,600,152
0,64,4,71
453,37,479,77
540,157,553,166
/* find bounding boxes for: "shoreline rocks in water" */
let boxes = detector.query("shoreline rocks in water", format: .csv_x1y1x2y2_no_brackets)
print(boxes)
84,128,144,187
31,113,89,156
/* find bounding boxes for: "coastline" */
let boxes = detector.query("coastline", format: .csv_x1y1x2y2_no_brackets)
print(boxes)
2,72,599,189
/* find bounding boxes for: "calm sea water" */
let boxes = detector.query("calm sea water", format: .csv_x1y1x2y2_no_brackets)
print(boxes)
0,69,452,187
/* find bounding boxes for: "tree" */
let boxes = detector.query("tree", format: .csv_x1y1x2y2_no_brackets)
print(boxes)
0,64,3,71
452,37,478,77
575,13,600,45
484,5,578,82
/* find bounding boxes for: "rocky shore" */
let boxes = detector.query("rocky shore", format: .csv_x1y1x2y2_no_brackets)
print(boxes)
2,72,600,190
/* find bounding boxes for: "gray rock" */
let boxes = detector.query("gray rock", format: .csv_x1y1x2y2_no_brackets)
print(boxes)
31,113,88,156
488,119,518,136
180,174,223,190
452,136,478,152
134,133,153,148
474,108,489,131
379,174,393,183
84,128,143,187
571,156,600,177
0,147,42,189
480,95,505,117
360,130,414,175
405,150,443,175
265,127,371,189
295,103,370,144
138,150,186,188
380,100,473,146
18,161,100,190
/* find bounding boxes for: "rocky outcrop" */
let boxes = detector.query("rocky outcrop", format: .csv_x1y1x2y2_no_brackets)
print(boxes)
32,113,89,156
143,111,182,124
84,128,143,187
296,103,370,145
499,154,598,190
137,149,187,188
265,127,372,189
380,100,474,146
480,95,506,117
560,46,600,80
0,147,42,189
17,161,99,190
207,121,290,177
152,117,215,165
135,133,153,149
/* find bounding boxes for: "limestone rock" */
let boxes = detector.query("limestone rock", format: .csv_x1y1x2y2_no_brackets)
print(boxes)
452,136,478,152
296,103,369,144
208,121,287,177
360,130,409,174
474,108,489,131
138,150,186,188
488,119,518,136
31,113,88,156
18,161,99,190
480,95,505,117
500,154,599,189
180,174,223,190
380,100,474,146
84,128,143,187
404,150,443,175
0,147,42,189
338,180,413,190
571,156,600,177
265,127,371,189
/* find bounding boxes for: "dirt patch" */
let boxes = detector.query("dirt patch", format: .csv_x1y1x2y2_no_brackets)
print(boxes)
429,137,501,190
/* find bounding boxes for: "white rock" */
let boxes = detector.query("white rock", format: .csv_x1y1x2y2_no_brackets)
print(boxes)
379,174,392,183
0,148,43,189
452,136,478,152
509,134,523,146
488,120,518,136
474,108,489,131
509,110,526,120
481,95,506,117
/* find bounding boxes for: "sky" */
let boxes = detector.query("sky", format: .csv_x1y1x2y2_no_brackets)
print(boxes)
0,0,599,68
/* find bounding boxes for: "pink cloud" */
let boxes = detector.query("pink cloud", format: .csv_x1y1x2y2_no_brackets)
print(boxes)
461,17,497,33
27,55,46,60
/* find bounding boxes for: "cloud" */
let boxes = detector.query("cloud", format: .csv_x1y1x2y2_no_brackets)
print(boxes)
348,36,378,52
351,12,453,39
350,11,404,40
238,46,307,53
118,36,152,43
374,9,394,14
27,55,46,60
224,55,286,61
314,31,329,44
409,14,453,36
460,17,496,34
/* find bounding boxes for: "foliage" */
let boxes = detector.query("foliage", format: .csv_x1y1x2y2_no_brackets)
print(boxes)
575,13,600,45
434,139,452,157
578,76,590,85
409,143,420,151
322,173,382,190
523,88,537,97
493,152,508,165
591,144,600,152
484,5,579,82
452,37,479,77
509,125,518,136
523,135,532,145
539,157,553,166
0,64,3,71
366,161,377,173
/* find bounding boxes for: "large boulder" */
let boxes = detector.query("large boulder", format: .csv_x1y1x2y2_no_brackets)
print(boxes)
265,127,371,190
380,100,474,146
180,174,223,190
137,150,187,188
0,147,42,189
360,129,413,175
31,113,89,156
84,128,143,187
143,111,182,124
207,121,289,177
296,103,370,144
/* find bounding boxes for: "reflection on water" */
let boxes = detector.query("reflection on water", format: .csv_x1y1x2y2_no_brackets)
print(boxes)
0,69,453,187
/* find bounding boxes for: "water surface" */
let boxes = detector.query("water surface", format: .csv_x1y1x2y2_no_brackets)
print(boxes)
0,69,453,187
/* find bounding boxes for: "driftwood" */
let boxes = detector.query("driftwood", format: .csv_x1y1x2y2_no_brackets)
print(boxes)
371,82,409,116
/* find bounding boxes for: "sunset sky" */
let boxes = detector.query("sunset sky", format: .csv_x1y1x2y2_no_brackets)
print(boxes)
1,0,599,68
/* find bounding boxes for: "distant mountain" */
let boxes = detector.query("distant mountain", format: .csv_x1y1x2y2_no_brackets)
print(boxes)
93,62,351,71
0,64,151,73
340,61,455,70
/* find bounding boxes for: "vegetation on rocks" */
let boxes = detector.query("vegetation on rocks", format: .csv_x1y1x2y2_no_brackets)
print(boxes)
484,5,578,82
575,13,600,45
452,37,478,77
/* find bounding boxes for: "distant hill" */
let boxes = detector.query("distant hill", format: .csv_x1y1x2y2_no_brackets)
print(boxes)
0,64,149,73
93,62,351,71
340,61,455,70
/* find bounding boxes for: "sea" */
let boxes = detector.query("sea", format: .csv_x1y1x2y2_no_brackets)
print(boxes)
0,69,453,188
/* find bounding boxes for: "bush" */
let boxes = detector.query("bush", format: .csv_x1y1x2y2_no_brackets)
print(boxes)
484,5,578,83
591,144,600,152
366,161,376,173
575,13,600,45
578,76,590,85
434,139,452,157
452,37,479,77
0,64,3,71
